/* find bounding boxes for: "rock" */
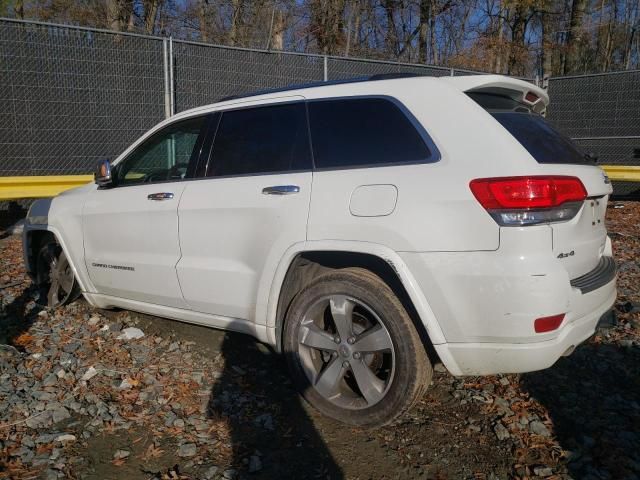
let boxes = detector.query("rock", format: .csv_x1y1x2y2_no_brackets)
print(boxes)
177,443,197,458
530,421,551,437
254,413,274,430
533,466,553,477
63,342,81,353
164,412,177,427
113,450,130,460
56,369,66,379
494,396,511,412
203,466,219,479
42,373,58,387
493,422,510,441
248,455,262,473
44,468,59,480
81,367,98,381
33,390,55,401
118,378,134,390
223,469,237,479
88,315,101,326
168,342,179,352
55,434,77,443
434,363,447,373
499,377,510,386
52,407,70,423
117,327,144,340
173,419,185,428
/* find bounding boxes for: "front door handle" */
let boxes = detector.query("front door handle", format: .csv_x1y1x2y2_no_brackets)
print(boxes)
147,192,174,201
262,185,300,195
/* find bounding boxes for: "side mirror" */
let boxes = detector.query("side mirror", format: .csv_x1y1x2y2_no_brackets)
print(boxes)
95,159,113,187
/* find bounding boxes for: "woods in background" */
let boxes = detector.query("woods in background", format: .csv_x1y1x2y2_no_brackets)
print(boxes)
3,0,639,77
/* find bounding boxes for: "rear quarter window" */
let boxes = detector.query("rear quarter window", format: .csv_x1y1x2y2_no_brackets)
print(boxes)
308,97,435,169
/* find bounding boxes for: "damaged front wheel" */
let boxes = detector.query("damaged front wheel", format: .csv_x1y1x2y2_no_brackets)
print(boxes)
35,241,80,307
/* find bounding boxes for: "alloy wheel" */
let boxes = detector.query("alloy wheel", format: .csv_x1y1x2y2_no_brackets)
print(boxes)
297,294,395,410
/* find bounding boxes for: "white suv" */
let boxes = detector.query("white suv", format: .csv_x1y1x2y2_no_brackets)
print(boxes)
22,74,616,427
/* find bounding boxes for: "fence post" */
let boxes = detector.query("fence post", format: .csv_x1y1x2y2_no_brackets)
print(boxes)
450,67,454,76
162,38,171,119
169,36,175,116
323,56,328,82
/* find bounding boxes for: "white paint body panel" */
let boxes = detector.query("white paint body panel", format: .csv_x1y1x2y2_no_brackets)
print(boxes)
176,172,312,321
83,183,188,309
22,75,616,378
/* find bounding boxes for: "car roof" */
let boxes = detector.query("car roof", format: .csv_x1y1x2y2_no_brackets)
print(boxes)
173,74,548,120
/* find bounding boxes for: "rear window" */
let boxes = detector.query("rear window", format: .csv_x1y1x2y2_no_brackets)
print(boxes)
467,92,593,165
308,98,433,169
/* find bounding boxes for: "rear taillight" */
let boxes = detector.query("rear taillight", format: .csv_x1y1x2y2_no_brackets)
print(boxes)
534,313,565,333
469,176,587,226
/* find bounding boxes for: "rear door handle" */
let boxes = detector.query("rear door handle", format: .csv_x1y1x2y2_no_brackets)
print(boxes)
262,185,300,195
147,192,174,201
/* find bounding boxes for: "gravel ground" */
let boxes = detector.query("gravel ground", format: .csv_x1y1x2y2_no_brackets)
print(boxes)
1,201,639,480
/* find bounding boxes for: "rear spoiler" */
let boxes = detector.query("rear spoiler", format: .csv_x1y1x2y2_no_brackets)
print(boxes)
439,75,549,113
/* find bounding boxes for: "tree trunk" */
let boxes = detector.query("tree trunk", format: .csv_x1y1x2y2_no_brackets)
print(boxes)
271,9,286,50
383,0,398,57
229,0,244,46
106,0,124,31
14,0,24,19
144,0,160,34
429,1,437,64
495,3,504,73
418,0,431,63
199,0,208,42
541,7,554,78
624,1,639,69
564,0,588,73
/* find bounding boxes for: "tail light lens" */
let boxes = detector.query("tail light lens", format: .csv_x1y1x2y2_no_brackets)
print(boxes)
534,313,565,333
470,176,587,226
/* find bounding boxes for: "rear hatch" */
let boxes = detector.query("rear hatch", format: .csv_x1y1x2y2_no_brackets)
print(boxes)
464,82,612,280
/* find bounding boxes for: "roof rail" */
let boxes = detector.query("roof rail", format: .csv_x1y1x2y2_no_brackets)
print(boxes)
217,72,425,103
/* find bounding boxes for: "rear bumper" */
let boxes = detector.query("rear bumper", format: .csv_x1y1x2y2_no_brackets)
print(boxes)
434,278,616,375
399,226,617,376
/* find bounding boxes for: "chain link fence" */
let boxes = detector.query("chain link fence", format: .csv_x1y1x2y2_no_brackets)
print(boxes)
546,71,640,196
0,19,166,176
0,18,484,176
1,17,639,192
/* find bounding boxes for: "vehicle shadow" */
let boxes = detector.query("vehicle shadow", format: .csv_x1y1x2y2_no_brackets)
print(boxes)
520,335,640,478
0,284,44,348
207,332,343,479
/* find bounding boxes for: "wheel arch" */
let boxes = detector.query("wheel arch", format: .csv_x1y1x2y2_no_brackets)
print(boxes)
267,242,447,357
24,225,91,294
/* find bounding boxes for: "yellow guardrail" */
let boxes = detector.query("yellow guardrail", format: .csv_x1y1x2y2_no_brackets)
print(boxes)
0,166,638,201
0,175,93,201
601,165,640,182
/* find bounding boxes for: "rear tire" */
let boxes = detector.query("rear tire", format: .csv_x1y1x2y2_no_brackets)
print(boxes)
35,240,80,308
283,267,432,427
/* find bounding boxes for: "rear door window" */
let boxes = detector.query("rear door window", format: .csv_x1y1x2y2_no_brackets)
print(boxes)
308,97,434,169
207,102,311,177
